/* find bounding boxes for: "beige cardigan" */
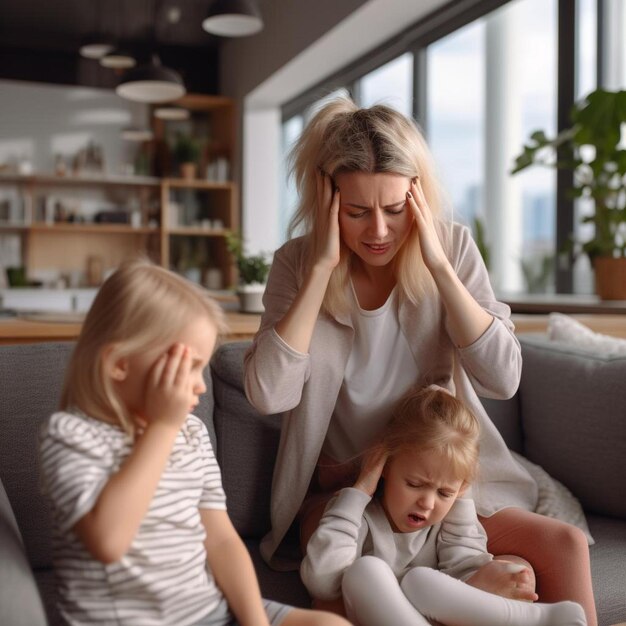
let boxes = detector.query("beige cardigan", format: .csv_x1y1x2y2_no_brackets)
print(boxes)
244,223,538,569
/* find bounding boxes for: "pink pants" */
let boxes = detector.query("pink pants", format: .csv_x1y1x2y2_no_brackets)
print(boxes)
479,508,597,626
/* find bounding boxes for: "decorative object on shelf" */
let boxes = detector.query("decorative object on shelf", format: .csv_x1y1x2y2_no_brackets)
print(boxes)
172,132,201,179
512,88,626,300
116,54,186,103
202,0,264,37
226,231,270,313
72,140,105,176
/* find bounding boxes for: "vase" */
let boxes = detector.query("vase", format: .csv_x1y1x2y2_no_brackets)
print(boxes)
594,257,626,300
237,283,265,313
179,162,197,180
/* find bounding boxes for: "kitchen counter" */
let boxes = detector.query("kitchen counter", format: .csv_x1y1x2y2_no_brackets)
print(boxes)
0,311,263,345
2,312,626,345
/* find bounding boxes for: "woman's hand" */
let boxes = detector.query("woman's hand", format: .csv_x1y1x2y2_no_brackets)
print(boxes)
143,343,194,430
406,177,449,274
316,168,341,271
353,448,388,497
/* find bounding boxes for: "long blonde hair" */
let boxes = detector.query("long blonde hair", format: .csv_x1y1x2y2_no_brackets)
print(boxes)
380,386,480,484
288,96,448,317
60,258,227,436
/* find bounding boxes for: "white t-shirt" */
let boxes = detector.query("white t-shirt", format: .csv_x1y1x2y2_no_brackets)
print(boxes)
324,284,418,461
39,410,227,626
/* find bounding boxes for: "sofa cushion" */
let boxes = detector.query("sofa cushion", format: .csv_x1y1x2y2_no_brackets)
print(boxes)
211,342,281,539
587,515,626,626
0,478,47,626
517,334,626,519
0,342,74,569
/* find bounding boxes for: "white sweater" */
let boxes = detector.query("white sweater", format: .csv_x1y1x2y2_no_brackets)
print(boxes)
301,488,493,601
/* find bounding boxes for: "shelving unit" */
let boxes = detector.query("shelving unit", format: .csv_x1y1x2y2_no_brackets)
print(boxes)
0,94,238,290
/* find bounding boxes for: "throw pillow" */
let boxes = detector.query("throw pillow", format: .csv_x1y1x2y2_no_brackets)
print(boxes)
547,312,626,356
511,451,594,545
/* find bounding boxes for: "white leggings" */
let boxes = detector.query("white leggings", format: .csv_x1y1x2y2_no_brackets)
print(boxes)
341,556,587,626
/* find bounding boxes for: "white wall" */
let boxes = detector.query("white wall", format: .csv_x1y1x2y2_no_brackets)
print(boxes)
0,79,147,175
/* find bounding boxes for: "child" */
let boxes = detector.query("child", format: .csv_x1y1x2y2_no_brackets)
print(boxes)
301,386,587,626
39,259,349,626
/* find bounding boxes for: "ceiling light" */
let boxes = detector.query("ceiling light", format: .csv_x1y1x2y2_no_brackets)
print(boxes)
101,47,137,69
153,106,190,120
116,55,186,103
121,128,154,141
79,34,115,59
202,0,263,37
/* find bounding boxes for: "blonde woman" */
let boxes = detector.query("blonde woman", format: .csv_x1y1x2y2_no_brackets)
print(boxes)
244,97,596,624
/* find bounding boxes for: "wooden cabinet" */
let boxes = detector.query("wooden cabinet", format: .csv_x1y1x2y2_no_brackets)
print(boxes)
0,95,238,291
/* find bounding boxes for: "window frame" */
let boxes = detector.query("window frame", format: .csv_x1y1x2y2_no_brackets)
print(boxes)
281,0,605,294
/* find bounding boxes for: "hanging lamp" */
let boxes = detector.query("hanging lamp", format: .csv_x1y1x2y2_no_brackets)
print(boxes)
153,106,190,120
101,47,137,69
202,0,263,37
79,34,115,59
116,54,186,103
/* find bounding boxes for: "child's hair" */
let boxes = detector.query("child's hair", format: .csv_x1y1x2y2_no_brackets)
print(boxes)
380,386,480,483
60,258,228,436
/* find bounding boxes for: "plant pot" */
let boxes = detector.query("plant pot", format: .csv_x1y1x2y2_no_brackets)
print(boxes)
594,257,626,300
237,283,265,313
179,162,197,180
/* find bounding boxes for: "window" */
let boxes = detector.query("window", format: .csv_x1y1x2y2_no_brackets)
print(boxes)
358,53,414,117
280,0,609,297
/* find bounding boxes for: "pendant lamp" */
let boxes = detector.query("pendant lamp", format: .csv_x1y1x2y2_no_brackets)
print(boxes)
101,47,137,69
202,0,263,37
79,34,115,59
153,106,190,120
116,55,186,103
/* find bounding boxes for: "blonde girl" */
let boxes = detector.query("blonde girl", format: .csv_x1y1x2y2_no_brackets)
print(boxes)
301,386,587,626
39,259,349,626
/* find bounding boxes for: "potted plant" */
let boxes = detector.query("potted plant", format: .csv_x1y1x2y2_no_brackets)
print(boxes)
172,132,201,180
226,231,271,313
511,88,626,299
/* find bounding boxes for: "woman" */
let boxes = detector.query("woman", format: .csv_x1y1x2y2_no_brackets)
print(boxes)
243,97,596,625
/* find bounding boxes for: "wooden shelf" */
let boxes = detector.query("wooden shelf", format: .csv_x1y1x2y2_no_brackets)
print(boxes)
163,178,234,190
27,223,160,234
0,173,161,188
1,94,238,289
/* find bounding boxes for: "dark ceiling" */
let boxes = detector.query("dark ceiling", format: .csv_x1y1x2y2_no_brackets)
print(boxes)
0,0,223,94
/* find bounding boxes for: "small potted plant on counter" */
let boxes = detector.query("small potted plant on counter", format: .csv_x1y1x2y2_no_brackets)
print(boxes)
226,231,271,313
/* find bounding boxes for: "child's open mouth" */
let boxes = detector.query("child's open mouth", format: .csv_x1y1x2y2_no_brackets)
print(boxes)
407,512,427,527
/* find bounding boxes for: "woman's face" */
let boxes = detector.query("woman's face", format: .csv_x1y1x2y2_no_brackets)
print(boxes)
335,171,414,268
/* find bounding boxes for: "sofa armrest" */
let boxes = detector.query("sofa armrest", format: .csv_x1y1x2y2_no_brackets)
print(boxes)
0,478,47,626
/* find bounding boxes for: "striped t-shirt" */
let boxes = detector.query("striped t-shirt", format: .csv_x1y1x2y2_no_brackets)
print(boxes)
39,410,227,626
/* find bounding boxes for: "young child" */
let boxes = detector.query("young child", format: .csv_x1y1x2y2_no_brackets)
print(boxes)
39,259,349,626
301,386,587,626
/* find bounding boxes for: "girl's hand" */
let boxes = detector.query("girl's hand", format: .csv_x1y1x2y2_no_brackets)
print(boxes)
315,168,341,271
406,178,449,274
143,343,194,430
467,559,538,602
354,448,388,496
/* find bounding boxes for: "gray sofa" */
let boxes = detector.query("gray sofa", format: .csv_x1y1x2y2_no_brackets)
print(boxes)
1,334,625,626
